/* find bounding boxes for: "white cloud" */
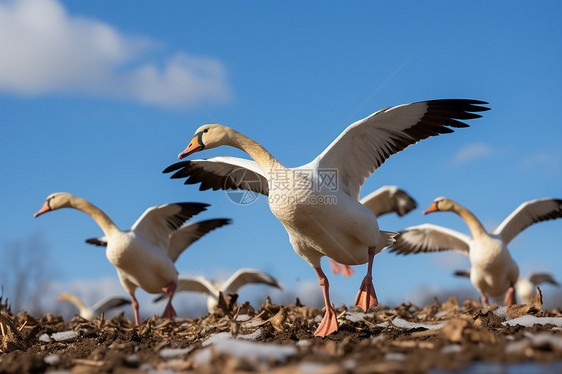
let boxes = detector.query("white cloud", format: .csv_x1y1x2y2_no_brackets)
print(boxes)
452,143,495,165
520,152,555,171
0,0,231,107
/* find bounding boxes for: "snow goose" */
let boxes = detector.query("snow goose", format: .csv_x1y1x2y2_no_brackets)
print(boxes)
454,270,559,304
392,197,562,306
329,186,417,277
57,292,130,320
164,99,489,336
154,268,281,313
34,192,229,324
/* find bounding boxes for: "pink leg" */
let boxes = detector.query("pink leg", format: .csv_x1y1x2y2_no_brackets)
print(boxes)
313,267,338,337
329,258,341,275
161,281,177,320
354,247,378,312
341,265,355,277
130,293,140,325
481,293,489,307
504,284,516,306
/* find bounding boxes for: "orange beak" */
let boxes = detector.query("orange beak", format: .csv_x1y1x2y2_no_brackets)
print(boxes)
422,202,439,215
34,201,51,218
178,133,205,159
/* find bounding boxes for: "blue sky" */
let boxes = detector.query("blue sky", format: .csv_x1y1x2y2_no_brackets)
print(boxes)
2,0,562,314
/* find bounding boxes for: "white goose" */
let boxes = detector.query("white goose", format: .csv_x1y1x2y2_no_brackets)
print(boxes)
454,270,560,304
329,186,417,277
34,193,230,324
57,292,131,320
154,268,282,313
392,197,562,306
163,99,489,336
516,273,559,304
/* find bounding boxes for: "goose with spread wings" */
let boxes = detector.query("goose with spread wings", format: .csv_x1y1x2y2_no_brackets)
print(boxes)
163,99,489,336
34,192,230,324
392,197,562,306
455,270,559,304
57,292,131,320
154,268,281,313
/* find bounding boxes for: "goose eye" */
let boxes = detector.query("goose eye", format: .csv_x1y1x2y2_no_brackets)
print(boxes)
203,129,208,133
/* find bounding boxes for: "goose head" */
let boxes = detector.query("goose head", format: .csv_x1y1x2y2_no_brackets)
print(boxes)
34,192,73,217
178,124,234,159
423,197,455,215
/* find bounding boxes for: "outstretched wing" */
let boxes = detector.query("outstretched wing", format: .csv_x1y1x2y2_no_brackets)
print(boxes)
130,202,209,250
153,277,218,302
167,219,232,262
313,99,489,199
163,156,269,196
492,198,562,245
528,273,559,287
91,296,131,315
390,223,471,255
360,186,417,217
221,268,282,294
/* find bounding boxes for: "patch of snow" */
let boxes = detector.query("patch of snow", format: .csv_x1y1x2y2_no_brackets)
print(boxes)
342,358,357,370
193,348,213,366
493,306,508,319
524,332,562,350
243,319,263,328
236,314,252,322
126,354,139,364
313,315,323,323
202,332,232,346
296,340,311,347
240,329,262,340
194,339,297,368
160,347,191,358
371,335,385,343
298,362,329,373
38,333,50,342
201,329,262,346
392,318,447,330
44,354,60,364
502,316,562,328
441,344,462,354
505,339,530,355
376,321,389,328
384,352,406,361
138,363,153,371
51,331,79,342
345,312,369,322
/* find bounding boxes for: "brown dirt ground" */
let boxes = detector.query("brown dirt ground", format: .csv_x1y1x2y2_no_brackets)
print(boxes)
1,292,561,374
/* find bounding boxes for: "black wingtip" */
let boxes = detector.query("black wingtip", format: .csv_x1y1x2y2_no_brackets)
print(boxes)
85,238,107,247
163,161,189,174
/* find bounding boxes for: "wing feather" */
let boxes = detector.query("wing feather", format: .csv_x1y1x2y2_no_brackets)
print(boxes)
167,219,232,262
390,223,471,255
314,99,489,199
163,156,269,195
131,203,209,250
492,198,562,244
221,269,282,294
360,186,417,217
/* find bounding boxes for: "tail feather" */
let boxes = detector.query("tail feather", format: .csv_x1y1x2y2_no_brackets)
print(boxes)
378,230,398,253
